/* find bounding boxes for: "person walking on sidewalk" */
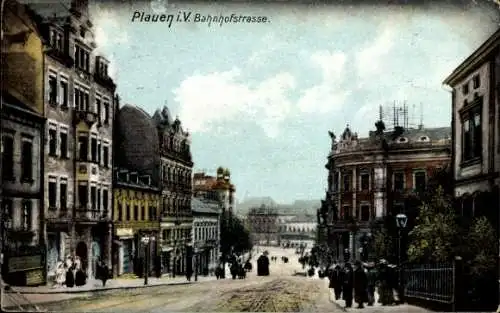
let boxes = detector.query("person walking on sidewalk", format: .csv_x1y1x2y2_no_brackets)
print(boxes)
327,262,343,301
365,262,377,306
353,261,368,309
342,263,354,308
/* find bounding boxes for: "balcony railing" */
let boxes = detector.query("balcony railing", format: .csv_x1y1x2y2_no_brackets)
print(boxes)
73,109,98,126
74,208,109,221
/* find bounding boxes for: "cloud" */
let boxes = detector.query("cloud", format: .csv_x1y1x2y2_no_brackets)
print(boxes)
174,69,296,138
91,7,129,79
297,51,350,114
355,26,396,80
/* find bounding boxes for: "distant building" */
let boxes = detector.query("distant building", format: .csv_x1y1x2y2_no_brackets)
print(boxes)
319,120,451,262
191,198,220,276
112,169,160,277
277,215,317,248
247,205,279,245
1,0,46,286
443,28,500,225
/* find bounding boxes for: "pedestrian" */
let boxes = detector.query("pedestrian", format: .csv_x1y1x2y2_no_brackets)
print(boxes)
65,266,75,288
377,259,394,305
342,262,354,308
353,261,368,309
55,260,66,288
328,262,343,301
100,261,109,287
365,262,377,306
186,267,193,282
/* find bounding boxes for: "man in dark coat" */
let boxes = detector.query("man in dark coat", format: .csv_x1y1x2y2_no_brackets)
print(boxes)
230,262,239,279
328,263,343,301
377,259,394,305
342,263,354,308
365,263,378,306
353,261,368,309
257,253,270,276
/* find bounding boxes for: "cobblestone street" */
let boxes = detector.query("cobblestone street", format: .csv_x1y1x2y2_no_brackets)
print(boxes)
3,247,430,312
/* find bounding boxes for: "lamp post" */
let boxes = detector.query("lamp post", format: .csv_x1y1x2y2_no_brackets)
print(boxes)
395,213,408,298
141,235,155,286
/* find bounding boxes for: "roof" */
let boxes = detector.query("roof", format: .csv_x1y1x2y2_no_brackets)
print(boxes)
1,91,44,121
191,198,220,215
115,104,160,174
443,28,500,86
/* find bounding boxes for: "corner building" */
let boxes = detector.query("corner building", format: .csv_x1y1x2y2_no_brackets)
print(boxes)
320,122,451,261
28,0,117,280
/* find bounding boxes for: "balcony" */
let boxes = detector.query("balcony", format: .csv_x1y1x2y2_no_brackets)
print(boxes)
74,208,110,223
73,109,98,127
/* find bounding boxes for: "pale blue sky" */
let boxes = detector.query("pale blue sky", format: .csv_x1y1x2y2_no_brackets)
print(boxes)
90,1,499,204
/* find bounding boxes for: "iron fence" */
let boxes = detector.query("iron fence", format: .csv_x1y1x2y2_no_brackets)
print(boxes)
402,263,455,304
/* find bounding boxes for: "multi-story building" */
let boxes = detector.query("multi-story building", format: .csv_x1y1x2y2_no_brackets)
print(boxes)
319,120,451,262
28,0,117,280
193,167,236,262
246,205,279,245
277,215,317,248
191,198,220,276
1,0,46,286
152,107,193,276
112,169,160,277
443,28,500,224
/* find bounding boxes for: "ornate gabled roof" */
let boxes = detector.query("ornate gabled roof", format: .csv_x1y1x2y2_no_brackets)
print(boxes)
341,124,353,140
153,105,174,127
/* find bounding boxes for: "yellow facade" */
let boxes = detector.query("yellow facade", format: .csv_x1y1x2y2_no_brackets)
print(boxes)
2,1,44,114
113,187,161,230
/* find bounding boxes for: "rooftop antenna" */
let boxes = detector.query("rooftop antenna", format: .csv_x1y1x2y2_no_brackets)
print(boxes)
419,102,424,129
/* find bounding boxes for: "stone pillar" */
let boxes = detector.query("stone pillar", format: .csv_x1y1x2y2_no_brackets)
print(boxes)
106,223,112,269
118,243,124,276
86,230,92,279
352,168,357,219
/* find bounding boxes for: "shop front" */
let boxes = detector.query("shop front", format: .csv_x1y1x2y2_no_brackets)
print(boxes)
2,245,46,286
115,227,135,276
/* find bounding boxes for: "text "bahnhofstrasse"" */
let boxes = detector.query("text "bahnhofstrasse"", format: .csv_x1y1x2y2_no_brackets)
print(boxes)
131,11,270,27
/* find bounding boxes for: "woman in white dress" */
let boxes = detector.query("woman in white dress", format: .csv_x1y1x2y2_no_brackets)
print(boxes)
55,261,66,287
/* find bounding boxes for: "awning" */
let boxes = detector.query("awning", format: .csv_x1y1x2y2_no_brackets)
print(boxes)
161,247,174,252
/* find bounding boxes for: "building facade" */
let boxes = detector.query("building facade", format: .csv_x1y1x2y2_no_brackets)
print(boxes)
319,122,451,261
277,215,316,248
28,0,117,280
112,169,160,277
191,198,220,276
153,107,193,276
443,28,500,224
246,205,279,245
193,167,236,262
1,0,46,286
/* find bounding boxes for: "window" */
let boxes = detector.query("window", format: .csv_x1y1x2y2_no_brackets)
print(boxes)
360,205,370,221
78,184,88,208
96,97,102,123
134,205,139,220
2,136,14,180
74,87,89,111
21,141,33,181
48,128,57,156
59,79,68,107
102,189,108,212
414,172,426,192
97,189,101,212
2,199,13,226
141,206,145,221
473,75,480,89
22,200,32,230
126,205,130,221
60,130,68,158
49,74,57,104
342,174,351,192
56,33,62,51
149,206,156,221
461,103,482,162
462,83,469,95
393,172,405,191
342,206,350,219
60,179,67,211
360,173,369,191
118,203,123,221
74,45,89,72
91,137,97,162
90,186,97,210
97,142,101,163
104,101,110,124
78,136,88,160
48,178,57,209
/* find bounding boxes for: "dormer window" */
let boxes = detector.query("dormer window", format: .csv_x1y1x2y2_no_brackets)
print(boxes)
80,27,86,38
96,56,109,78
74,44,90,72
419,136,429,142
50,29,63,52
398,137,408,143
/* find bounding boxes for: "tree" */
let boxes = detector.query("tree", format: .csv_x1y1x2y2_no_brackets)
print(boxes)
220,214,253,257
466,216,497,277
407,187,461,263
372,226,394,262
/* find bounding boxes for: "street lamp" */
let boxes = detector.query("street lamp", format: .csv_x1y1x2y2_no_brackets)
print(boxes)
141,235,155,286
395,213,408,299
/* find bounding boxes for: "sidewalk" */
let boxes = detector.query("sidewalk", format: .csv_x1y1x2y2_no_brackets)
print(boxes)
10,275,217,294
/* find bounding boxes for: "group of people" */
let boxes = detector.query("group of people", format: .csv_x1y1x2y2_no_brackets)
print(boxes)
54,256,111,288
326,259,400,309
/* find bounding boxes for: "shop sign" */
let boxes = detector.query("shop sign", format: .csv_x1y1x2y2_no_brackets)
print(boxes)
116,228,134,237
